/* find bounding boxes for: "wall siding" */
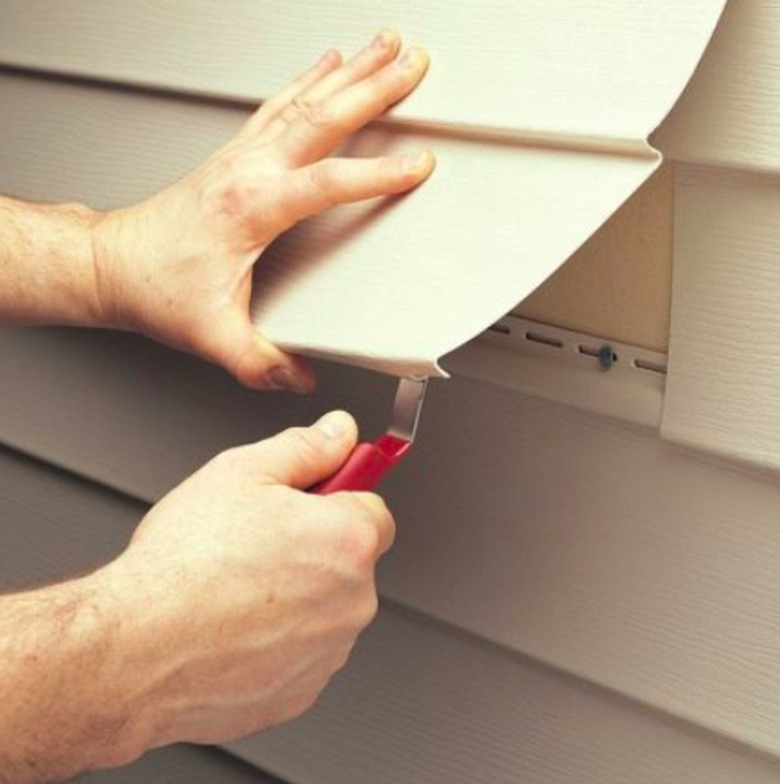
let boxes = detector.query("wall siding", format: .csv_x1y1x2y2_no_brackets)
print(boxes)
73,745,277,784
1,2,780,780
0,0,724,140
0,69,672,351
4,0,776,173
661,166,780,471
0,327,779,760
2,445,780,784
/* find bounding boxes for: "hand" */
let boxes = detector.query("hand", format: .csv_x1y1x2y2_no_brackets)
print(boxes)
91,30,434,392
97,410,394,759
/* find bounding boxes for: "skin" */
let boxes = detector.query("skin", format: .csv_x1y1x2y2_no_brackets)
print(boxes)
0,30,434,783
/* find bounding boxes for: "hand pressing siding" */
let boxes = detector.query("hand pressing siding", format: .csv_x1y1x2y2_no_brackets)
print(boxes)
90,30,435,392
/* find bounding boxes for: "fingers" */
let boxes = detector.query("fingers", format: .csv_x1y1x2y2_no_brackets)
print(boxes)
198,304,316,393
238,49,343,139
231,331,316,393
271,151,436,230
251,410,359,488
276,45,430,166
349,491,396,556
260,29,400,141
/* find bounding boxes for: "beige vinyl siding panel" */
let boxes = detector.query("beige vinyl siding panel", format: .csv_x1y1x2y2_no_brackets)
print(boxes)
75,745,278,784
4,3,776,446
3,444,780,784
1,326,780,757
0,2,724,373
2,68,776,763
2,1,780,778
0,0,723,140
515,163,674,351
653,0,780,174
6,0,775,172
244,607,780,784
651,0,780,469
661,166,780,471
0,69,673,349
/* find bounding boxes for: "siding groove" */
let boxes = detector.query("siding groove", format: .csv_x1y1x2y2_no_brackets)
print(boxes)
2,441,780,782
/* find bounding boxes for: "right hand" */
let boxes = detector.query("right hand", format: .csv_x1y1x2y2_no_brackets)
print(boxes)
98,410,394,763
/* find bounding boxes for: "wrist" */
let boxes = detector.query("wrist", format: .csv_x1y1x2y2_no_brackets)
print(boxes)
0,197,108,328
0,568,148,781
89,554,192,758
82,558,174,767
89,205,145,333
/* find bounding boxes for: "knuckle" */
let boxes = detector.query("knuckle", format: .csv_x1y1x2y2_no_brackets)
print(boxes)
331,647,352,672
301,164,339,212
307,159,337,191
367,67,399,101
356,591,380,627
353,490,390,518
215,175,259,217
328,502,380,574
280,691,321,723
291,96,334,130
212,445,246,472
352,522,382,564
331,507,381,568
353,493,396,548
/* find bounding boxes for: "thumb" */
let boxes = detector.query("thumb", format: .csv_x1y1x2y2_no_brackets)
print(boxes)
202,306,316,393
252,411,359,489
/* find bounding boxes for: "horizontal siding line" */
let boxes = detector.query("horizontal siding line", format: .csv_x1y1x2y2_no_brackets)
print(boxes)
0,61,655,160
384,596,780,767
7,67,778,748
0,432,774,765
0,433,150,519
0,61,251,113
0,327,777,757
4,61,776,178
655,146,780,180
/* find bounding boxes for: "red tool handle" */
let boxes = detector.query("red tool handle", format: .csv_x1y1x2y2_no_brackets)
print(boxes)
312,434,411,494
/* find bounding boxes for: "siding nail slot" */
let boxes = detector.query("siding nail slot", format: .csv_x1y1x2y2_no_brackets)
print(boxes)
525,331,564,348
633,357,667,374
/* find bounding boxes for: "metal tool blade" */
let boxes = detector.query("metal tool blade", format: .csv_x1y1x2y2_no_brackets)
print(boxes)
387,377,428,443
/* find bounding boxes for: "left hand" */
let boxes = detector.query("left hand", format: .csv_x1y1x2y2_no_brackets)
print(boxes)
91,30,434,392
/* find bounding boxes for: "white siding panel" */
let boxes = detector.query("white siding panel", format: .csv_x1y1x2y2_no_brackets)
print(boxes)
0,70,675,351
2,445,780,784
0,4,779,775
0,69,672,379
661,166,780,471
654,0,780,174
6,0,775,173
0,0,723,141
0,72,241,208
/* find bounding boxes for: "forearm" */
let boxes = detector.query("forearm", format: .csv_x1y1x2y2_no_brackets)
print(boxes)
0,567,152,783
0,196,105,327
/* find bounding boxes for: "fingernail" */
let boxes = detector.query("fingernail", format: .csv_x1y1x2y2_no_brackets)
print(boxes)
268,366,310,394
314,410,349,439
402,151,431,173
396,46,423,70
370,29,394,51
319,49,339,66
